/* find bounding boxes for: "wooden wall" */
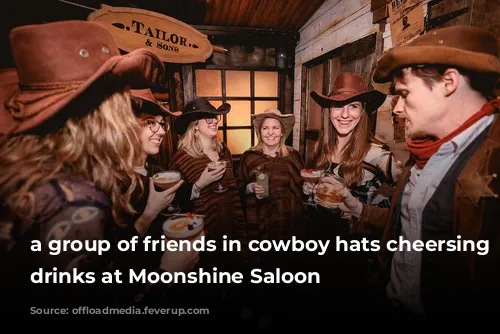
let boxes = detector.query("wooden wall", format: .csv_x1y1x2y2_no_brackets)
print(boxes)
295,0,500,165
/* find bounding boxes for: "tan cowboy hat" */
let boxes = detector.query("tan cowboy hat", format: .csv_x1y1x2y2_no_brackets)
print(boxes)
130,89,181,117
371,25,500,95
252,108,295,139
310,72,387,114
173,97,231,135
0,20,166,136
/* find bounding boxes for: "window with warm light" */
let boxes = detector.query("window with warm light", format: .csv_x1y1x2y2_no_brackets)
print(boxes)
194,69,279,156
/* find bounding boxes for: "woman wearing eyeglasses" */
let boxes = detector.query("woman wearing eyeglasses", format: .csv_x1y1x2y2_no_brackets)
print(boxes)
168,98,246,310
108,89,198,304
169,98,246,262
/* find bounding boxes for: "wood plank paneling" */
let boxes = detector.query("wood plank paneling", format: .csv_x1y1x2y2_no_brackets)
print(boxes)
428,0,472,30
196,0,328,30
470,0,500,36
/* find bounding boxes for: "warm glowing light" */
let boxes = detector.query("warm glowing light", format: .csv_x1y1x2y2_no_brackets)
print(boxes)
195,69,222,97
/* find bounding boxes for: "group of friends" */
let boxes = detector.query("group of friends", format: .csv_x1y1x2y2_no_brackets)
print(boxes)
0,19,499,329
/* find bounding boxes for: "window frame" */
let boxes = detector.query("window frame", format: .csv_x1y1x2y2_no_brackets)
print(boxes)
191,65,283,158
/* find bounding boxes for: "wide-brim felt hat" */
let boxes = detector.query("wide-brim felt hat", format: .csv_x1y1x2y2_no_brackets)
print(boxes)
173,97,230,135
252,108,295,140
310,72,387,114
0,20,166,136
371,25,500,95
130,89,181,117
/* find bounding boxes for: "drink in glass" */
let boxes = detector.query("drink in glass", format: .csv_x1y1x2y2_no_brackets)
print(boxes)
207,160,227,193
152,170,182,214
315,173,345,209
255,171,269,199
162,213,204,240
301,169,323,206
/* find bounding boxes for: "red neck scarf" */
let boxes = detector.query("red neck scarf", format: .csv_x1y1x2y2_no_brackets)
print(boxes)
407,98,500,169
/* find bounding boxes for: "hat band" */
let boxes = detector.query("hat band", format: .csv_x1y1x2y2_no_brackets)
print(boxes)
5,81,83,120
331,88,360,96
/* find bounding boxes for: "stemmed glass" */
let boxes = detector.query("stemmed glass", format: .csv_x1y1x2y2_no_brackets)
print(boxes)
207,160,228,193
152,170,182,216
161,198,181,216
301,168,323,206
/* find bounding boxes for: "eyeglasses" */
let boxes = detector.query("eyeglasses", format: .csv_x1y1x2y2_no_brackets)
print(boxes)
204,115,222,124
145,119,169,133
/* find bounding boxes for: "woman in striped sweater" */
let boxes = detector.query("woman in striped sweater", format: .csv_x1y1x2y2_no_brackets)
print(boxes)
169,97,246,271
237,108,306,325
239,108,305,262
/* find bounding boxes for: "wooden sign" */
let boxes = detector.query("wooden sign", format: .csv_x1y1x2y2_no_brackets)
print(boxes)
88,5,213,64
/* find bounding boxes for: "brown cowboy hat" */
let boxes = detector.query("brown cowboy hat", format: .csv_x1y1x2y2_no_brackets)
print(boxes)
0,20,166,136
130,89,181,117
173,97,230,135
371,25,500,94
252,108,295,140
310,72,387,114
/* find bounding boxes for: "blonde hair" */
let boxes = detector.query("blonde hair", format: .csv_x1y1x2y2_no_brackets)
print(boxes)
250,117,289,157
0,91,143,227
313,103,384,186
177,120,222,158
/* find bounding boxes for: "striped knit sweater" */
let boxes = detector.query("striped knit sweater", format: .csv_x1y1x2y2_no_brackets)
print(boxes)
238,147,305,252
168,143,246,269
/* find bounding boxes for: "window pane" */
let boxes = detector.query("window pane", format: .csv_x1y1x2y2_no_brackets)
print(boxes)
226,70,250,97
227,129,251,155
195,69,221,97
217,130,224,142
255,71,278,97
209,100,223,109
254,100,278,114
226,100,251,127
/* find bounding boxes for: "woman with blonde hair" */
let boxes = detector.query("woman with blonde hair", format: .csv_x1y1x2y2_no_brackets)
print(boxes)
169,97,246,314
169,97,246,267
108,88,201,304
239,108,305,249
238,108,305,324
0,21,198,315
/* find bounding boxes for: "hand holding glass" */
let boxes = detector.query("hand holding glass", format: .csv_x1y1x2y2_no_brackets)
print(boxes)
152,170,182,215
314,173,345,209
207,160,227,193
255,171,269,199
301,169,323,206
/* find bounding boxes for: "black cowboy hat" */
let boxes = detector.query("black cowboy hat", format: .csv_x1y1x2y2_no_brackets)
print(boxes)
173,97,231,135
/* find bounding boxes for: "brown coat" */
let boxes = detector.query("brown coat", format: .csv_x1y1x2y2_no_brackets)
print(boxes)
238,147,305,267
168,143,245,241
238,148,305,238
357,114,500,297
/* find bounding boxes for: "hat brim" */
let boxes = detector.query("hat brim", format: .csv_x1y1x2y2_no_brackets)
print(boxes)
371,46,500,95
0,48,165,135
252,112,295,140
173,103,230,135
310,89,387,114
132,95,182,117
